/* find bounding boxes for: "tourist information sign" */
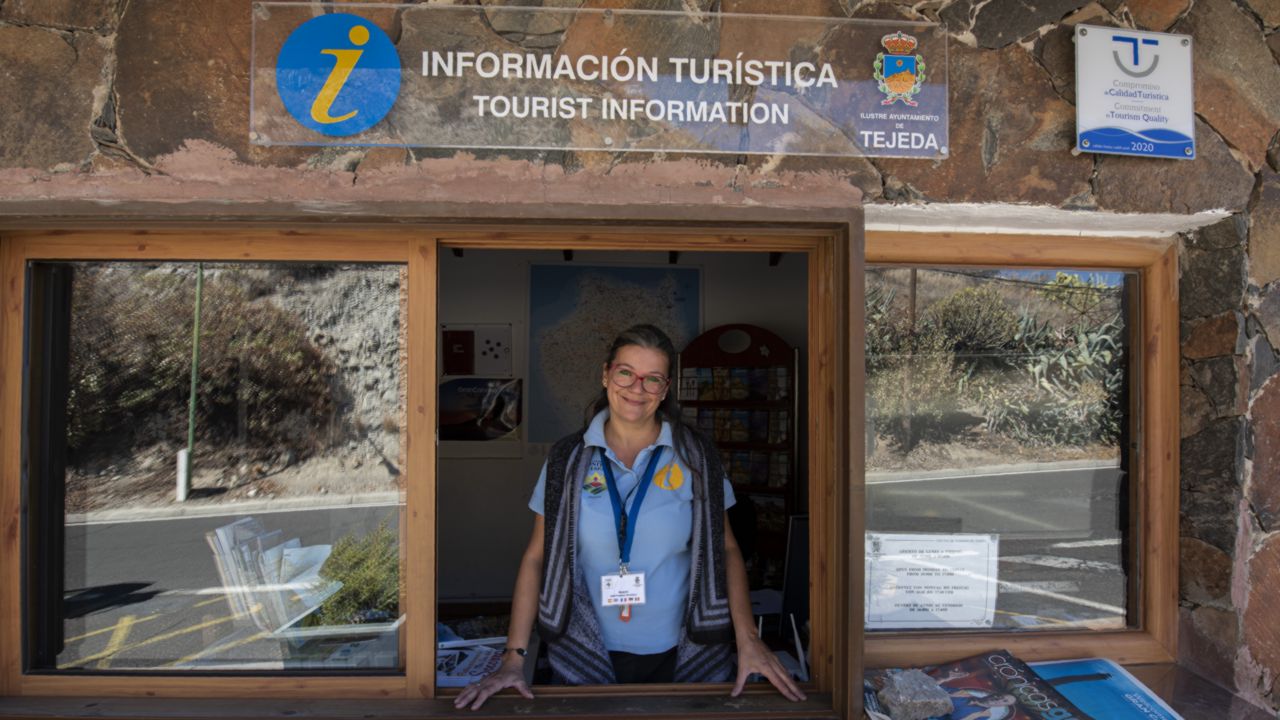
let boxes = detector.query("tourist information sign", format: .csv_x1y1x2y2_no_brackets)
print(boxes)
251,3,949,159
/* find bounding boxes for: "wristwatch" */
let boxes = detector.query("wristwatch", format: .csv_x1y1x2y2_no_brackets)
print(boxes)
503,647,527,657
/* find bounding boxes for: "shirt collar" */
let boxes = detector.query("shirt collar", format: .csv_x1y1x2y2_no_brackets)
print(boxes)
584,409,673,451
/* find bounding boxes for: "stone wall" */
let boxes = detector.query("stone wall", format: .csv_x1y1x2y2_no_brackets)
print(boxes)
1,0,1279,710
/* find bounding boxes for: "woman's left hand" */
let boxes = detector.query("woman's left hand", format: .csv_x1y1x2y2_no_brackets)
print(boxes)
730,633,807,701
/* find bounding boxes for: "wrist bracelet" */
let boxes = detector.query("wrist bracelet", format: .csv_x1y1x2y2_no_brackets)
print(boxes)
504,647,527,657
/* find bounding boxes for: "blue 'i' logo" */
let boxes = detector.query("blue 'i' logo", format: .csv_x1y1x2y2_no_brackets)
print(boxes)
276,13,401,137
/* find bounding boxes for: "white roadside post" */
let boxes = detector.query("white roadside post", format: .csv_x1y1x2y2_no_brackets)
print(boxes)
180,263,204,503
177,449,190,502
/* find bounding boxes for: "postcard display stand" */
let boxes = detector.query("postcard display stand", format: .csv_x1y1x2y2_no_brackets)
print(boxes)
679,324,799,590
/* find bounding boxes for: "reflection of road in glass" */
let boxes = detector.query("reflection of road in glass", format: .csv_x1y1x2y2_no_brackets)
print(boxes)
867,461,1128,630
59,505,402,670
60,592,269,670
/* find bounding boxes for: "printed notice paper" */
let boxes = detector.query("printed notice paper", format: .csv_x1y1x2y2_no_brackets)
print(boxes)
865,532,999,629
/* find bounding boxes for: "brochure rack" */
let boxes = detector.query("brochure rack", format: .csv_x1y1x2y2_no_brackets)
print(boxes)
678,324,799,590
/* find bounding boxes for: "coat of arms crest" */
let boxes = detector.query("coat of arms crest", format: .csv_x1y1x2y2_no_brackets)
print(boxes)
874,31,926,106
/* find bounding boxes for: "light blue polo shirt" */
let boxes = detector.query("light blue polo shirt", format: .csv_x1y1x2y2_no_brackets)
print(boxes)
529,411,735,654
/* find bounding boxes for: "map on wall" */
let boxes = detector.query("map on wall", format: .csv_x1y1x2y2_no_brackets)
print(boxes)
528,265,701,443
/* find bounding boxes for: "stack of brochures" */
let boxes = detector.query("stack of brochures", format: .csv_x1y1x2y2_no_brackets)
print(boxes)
435,625,507,688
435,645,504,687
864,650,1183,720
205,517,342,635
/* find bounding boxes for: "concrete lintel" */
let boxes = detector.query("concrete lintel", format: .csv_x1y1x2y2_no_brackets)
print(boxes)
866,202,1232,238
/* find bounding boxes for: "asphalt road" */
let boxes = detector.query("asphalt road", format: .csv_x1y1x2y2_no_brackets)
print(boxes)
867,461,1124,539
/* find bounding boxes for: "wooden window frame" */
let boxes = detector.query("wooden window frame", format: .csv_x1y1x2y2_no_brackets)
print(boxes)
0,212,864,719
862,230,1179,669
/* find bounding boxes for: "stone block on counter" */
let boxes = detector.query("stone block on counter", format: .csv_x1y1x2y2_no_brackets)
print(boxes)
877,669,953,720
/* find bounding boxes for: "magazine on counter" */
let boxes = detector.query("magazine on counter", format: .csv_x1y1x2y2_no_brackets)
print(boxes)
435,644,503,687
1031,658,1184,720
929,650,1094,720
865,649,1095,720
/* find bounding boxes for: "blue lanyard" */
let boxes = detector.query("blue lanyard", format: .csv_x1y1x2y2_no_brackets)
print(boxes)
597,446,665,571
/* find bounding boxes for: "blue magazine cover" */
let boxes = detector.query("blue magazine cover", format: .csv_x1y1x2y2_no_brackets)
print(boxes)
1031,658,1183,720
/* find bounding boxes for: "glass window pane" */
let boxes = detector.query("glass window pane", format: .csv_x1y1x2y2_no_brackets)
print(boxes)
864,267,1134,633
28,261,406,671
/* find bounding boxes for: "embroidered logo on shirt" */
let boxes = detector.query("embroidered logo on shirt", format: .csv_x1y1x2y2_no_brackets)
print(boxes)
584,458,607,496
584,473,606,496
653,463,684,491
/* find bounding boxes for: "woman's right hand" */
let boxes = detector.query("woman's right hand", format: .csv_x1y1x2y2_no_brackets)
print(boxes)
453,657,535,710
459,517,542,709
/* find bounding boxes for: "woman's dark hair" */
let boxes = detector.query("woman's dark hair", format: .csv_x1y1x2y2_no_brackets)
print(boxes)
584,323,699,465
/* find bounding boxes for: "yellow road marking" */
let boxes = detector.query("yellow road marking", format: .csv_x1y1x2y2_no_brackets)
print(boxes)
164,630,269,668
95,614,135,669
64,594,232,643
58,604,261,670
65,612,161,643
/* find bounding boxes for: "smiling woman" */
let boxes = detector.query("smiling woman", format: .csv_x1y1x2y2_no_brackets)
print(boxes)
454,324,805,709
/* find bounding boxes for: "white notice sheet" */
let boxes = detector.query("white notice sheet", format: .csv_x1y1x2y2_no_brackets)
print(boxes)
865,532,999,629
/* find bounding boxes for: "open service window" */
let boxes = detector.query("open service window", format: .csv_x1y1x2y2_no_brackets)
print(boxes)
436,246,811,686
0,220,863,719
862,231,1179,669
429,230,859,714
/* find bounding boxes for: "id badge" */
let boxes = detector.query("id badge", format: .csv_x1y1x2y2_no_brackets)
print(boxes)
600,571,646,607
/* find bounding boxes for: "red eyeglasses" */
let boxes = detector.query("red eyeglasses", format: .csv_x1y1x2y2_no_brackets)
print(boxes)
608,365,670,394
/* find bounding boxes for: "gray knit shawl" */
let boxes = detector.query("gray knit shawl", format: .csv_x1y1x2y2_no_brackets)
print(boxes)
536,426,734,684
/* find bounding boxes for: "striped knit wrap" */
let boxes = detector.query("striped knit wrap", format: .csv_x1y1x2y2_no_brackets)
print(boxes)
536,426,734,684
